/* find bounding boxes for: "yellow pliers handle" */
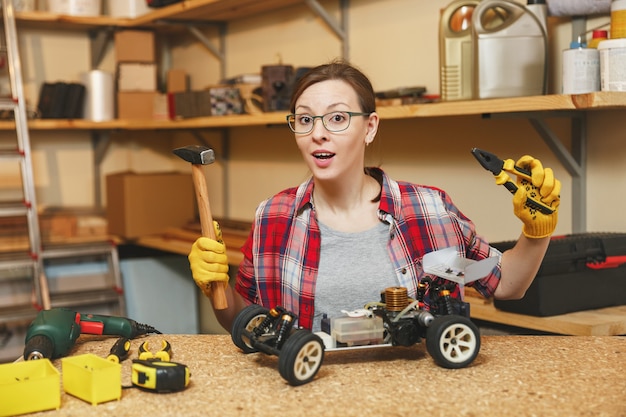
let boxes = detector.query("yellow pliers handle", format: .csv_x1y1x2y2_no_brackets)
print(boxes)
138,340,172,362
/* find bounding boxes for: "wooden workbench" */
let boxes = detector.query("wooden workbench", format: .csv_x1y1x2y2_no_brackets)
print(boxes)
465,290,626,336
18,334,626,417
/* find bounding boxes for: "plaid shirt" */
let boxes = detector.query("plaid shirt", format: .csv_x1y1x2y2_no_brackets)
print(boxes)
235,168,501,330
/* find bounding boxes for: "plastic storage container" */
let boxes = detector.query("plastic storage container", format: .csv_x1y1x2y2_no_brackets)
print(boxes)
107,0,151,18
493,233,626,316
47,0,101,16
62,353,121,405
0,359,61,417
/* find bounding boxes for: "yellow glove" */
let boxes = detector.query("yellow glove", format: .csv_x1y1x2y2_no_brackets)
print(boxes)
188,221,229,297
498,155,561,239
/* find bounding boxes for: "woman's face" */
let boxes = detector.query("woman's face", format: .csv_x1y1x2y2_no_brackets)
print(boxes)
293,79,378,182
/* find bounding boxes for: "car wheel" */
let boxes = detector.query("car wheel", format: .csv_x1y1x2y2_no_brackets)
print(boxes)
278,329,325,386
231,304,269,353
426,315,480,369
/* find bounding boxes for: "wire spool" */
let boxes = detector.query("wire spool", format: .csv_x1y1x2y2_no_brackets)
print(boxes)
384,287,409,312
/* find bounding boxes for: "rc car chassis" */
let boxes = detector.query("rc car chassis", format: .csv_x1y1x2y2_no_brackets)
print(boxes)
231,283,482,386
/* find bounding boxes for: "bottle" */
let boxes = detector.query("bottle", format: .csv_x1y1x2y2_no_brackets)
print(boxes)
439,0,481,101
611,0,626,39
588,30,608,49
472,0,547,98
526,0,548,35
562,38,600,95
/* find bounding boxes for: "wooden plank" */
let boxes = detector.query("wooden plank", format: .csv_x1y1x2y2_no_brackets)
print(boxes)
2,92,625,132
136,226,246,265
466,293,626,336
130,0,302,24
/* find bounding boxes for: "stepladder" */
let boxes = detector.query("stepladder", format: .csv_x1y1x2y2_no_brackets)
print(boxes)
0,1,126,326
0,0,48,323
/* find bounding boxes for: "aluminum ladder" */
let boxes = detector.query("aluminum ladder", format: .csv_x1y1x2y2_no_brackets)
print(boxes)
0,0,48,324
0,1,126,324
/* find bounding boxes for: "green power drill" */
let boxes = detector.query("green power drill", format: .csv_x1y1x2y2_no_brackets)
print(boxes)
24,308,161,360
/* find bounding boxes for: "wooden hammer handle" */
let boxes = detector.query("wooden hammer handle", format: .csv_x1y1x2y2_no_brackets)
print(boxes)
191,164,228,310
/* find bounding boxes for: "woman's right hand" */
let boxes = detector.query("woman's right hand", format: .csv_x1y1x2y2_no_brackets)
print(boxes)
188,235,229,296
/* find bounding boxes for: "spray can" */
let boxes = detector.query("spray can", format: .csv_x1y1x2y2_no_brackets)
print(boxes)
562,38,600,95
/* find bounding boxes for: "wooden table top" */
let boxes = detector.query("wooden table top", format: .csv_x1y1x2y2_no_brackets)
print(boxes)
15,334,626,417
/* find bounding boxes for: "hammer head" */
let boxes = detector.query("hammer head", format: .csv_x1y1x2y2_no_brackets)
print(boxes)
173,145,215,165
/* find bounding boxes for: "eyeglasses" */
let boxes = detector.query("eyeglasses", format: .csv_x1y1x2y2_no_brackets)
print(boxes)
286,111,371,134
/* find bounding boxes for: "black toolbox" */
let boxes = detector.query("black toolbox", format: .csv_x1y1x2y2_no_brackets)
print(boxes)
492,233,626,316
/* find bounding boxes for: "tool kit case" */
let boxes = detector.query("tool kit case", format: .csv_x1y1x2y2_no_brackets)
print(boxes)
491,233,626,316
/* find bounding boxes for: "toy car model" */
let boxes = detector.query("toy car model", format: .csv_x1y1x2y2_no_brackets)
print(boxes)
231,249,497,386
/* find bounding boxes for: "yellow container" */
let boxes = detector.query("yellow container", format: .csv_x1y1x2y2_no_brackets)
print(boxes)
0,359,60,416
62,354,121,405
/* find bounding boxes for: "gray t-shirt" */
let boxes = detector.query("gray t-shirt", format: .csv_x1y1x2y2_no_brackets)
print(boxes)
313,220,397,332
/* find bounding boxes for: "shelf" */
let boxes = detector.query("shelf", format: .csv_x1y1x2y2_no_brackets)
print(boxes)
14,0,304,30
380,91,626,119
14,11,135,30
466,292,626,336
130,0,303,24
5,92,626,132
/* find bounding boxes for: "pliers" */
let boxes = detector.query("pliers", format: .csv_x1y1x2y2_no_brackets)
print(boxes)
471,148,554,215
138,340,172,362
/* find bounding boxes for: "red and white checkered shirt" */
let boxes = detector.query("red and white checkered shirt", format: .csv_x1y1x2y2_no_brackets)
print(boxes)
235,168,501,330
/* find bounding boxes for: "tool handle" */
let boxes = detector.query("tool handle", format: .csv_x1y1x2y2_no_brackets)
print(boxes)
191,164,228,310
108,337,130,363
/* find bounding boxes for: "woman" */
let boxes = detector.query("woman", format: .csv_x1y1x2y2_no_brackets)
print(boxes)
189,60,561,332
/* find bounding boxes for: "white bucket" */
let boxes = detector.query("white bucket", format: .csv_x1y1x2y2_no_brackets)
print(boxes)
47,0,101,16
13,0,37,12
107,0,150,18
598,38,626,91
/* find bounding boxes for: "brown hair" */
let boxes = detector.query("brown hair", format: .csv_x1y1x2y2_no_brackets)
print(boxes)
289,59,376,114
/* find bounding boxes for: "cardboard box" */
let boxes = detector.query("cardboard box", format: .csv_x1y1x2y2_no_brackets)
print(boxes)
167,69,189,93
117,63,158,92
210,87,244,115
114,30,155,63
117,92,158,119
106,172,195,239
169,90,212,119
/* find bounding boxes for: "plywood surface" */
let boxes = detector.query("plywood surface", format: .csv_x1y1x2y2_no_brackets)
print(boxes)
18,334,626,417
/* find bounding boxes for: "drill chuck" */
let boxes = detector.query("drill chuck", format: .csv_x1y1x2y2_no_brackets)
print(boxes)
24,335,55,360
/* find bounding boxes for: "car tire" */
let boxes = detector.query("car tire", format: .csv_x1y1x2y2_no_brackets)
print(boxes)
231,304,270,353
278,329,325,386
426,315,480,369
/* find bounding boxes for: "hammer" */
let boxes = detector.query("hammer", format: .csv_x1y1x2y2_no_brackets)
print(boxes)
173,145,228,310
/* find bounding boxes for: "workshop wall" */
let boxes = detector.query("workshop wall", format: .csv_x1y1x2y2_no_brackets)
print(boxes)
3,0,624,244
